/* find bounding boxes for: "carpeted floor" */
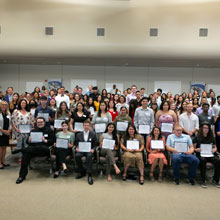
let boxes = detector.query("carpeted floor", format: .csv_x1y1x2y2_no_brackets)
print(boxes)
0,148,220,220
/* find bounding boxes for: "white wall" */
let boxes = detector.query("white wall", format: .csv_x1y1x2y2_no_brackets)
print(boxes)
1,64,220,95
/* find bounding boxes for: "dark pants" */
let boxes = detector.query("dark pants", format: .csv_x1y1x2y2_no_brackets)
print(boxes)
19,146,50,179
172,154,199,180
199,156,220,182
55,148,72,171
75,152,93,175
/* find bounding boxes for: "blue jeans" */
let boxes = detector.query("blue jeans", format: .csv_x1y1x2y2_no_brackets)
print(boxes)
172,154,199,180
16,134,28,157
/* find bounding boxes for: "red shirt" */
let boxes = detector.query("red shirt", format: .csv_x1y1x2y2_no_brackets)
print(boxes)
108,110,118,121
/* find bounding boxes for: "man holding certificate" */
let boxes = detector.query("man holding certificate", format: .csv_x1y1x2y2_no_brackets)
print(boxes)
166,125,199,185
75,120,97,185
134,97,154,143
193,122,220,188
12,117,55,184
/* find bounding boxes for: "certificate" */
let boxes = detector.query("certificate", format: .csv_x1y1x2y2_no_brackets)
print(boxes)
54,120,65,129
19,124,32,133
95,123,106,133
30,132,43,143
79,142,91,152
151,140,164,149
174,142,188,153
56,138,69,149
102,139,115,150
139,125,150,134
127,140,139,150
89,107,95,115
161,123,173,133
117,122,128,131
74,122,84,131
38,113,49,122
200,144,213,157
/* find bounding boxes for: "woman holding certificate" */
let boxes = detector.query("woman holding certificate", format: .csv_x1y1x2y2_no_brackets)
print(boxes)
12,99,34,164
92,101,112,142
99,123,121,182
54,121,75,178
120,124,145,185
0,101,11,169
146,126,167,181
193,122,220,188
155,101,177,138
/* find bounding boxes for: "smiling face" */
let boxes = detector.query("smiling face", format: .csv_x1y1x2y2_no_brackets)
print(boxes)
128,126,135,136
107,124,115,133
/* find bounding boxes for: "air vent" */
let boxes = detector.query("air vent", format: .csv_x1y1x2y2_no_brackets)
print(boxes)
45,27,53,35
97,28,105,36
199,28,208,37
150,28,158,37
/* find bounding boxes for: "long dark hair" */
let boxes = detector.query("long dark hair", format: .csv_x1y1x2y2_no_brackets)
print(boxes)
57,101,69,117
197,123,215,142
18,98,29,111
104,123,118,146
98,101,107,117
74,102,85,113
128,99,137,118
123,123,137,145
160,100,170,111
150,126,162,140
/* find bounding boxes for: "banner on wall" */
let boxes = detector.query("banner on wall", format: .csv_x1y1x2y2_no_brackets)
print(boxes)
48,79,62,90
190,81,206,95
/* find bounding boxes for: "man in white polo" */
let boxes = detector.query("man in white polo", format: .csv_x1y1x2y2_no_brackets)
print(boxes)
55,86,70,109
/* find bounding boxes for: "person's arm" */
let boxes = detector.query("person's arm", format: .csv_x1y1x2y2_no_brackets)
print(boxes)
68,133,75,148
99,134,104,148
146,137,152,153
55,112,58,119
212,144,217,153
166,135,178,153
136,135,144,152
115,134,119,151
185,144,194,154
155,111,160,127
150,110,155,129
133,109,138,129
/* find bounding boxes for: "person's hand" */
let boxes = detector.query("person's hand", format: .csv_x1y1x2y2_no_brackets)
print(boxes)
76,147,79,152
217,132,220,136
185,150,192,155
28,136,32,143
128,149,135,152
173,149,179,154
5,130,10,135
195,148,201,153
152,150,157,153
68,144,73,148
188,131,193,136
16,128,20,133
212,148,217,153
42,136,47,143
90,149,94,153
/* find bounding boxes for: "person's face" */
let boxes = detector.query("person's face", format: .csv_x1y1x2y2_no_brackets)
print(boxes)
61,103,67,111
62,123,68,130
157,90,161,96
186,104,193,113
73,88,78,93
13,94,18,101
93,89,97,94
182,102,187,109
127,89,131,94
114,95,119,101
108,124,114,133
44,91,49,97
50,100,55,106
217,98,220,105
60,88,65,94
121,108,127,115
69,94,74,99
83,123,90,132
97,96,102,102
184,98,189,103
109,101,114,108
50,90,55,96
128,126,135,136
75,94,80,101
174,127,182,137
163,102,169,111
8,88,13,95
89,98,93,105
35,87,40,93
123,91,128,96
41,99,47,106
179,96,183,102
142,99,148,108
202,125,209,135
34,93,38,99
132,86,136,94
188,93,192,98
141,89,145,94
78,88,82,94
36,119,45,128
136,92,141,99
77,104,83,111
21,100,26,109
210,92,215,98
89,86,92,91
202,105,209,112
170,104,176,111
26,94,31,100
120,96,125,103
151,104,157,110
0,103,7,112
193,99,198,104
100,103,106,111
153,128,160,136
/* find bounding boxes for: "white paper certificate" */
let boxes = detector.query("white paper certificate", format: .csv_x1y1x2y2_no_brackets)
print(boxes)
151,140,164,149
74,122,84,131
161,123,173,133
79,142,91,152
102,139,115,150
89,107,95,115
30,132,43,143
56,138,69,149
95,123,106,133
200,144,213,157
174,142,188,153
139,125,150,134
127,140,139,150
117,122,128,131
54,120,65,129
38,113,49,122
19,124,32,133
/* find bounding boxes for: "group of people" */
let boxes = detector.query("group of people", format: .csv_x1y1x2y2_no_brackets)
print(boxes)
0,84,220,188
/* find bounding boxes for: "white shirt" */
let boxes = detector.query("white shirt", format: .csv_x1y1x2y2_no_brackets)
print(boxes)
55,94,70,109
179,112,199,132
126,93,136,104
83,130,89,142
213,104,220,117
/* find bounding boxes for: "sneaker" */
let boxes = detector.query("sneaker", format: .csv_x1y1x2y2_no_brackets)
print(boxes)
189,179,195,185
201,182,207,188
174,179,180,185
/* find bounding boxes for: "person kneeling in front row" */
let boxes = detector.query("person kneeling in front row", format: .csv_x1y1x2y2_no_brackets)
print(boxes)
12,117,55,184
166,125,199,185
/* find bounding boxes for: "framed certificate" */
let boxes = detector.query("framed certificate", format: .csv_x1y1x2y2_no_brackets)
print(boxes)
38,113,49,122
54,120,65,129
151,140,164,149
19,124,32,134
174,141,188,153
117,122,128,131
161,123,173,133
95,123,106,133
200,144,213,157
102,139,115,150
56,138,69,149
74,122,84,131
127,140,139,150
30,132,43,143
139,125,150,134
79,142,91,152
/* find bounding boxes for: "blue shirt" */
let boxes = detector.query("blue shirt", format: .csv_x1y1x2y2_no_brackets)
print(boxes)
166,133,192,149
34,105,54,127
